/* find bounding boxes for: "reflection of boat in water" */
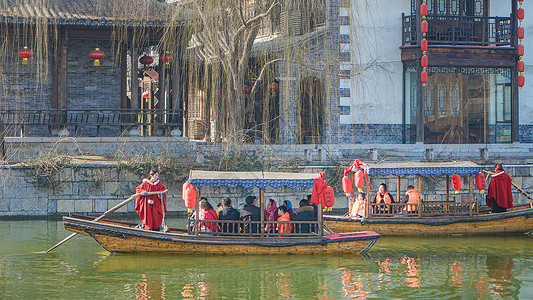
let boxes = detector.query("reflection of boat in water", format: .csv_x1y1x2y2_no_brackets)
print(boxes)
325,161,533,235
64,171,380,254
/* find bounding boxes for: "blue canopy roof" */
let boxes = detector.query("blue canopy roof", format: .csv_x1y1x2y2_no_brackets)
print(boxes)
188,170,319,189
359,162,481,177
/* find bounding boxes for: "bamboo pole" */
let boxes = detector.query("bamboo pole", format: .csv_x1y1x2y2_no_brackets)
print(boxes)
195,187,200,236
397,176,401,213
446,175,450,202
260,189,265,238
45,190,167,253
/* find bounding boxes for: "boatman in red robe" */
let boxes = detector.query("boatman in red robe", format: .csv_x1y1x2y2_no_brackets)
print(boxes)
485,163,513,213
135,169,167,230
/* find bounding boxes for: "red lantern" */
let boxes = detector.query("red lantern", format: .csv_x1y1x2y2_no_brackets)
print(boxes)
474,173,486,194
421,38,428,52
420,3,428,17
451,174,461,194
242,86,252,96
518,60,525,73
324,186,335,211
421,71,428,84
142,91,150,99
518,27,525,40
139,55,154,71
159,52,173,69
354,170,365,192
518,0,524,3
518,75,525,88
421,55,428,68
342,175,353,197
182,182,190,203
184,185,197,213
518,44,525,57
17,46,34,65
268,83,279,93
89,48,105,67
518,8,525,21
421,20,428,34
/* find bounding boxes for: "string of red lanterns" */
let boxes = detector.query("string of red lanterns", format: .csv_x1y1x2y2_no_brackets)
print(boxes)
159,51,173,69
517,0,525,88
420,0,428,86
17,46,34,65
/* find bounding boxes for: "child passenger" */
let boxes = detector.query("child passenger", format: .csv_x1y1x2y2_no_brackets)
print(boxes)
276,205,292,236
351,192,367,218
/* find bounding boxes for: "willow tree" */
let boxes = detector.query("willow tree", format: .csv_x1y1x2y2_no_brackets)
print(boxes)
166,0,281,143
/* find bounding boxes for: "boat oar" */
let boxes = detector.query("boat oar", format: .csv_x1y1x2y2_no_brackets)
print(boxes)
44,190,167,253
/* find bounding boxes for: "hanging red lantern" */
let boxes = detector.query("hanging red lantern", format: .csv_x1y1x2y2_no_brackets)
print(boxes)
342,175,353,197
474,173,486,194
242,86,252,96
139,55,154,71
268,83,279,93
17,46,34,65
518,27,525,40
451,174,461,194
324,186,335,211
354,170,365,192
89,48,105,67
159,52,173,69
518,60,525,73
421,55,429,68
518,75,525,88
518,44,525,57
518,0,524,3
185,187,197,213
182,182,190,204
421,20,428,34
518,8,525,21
421,71,428,85
142,91,150,99
421,39,428,52
420,3,428,17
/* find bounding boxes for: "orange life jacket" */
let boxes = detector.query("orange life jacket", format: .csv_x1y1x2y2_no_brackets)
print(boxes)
375,191,393,212
404,189,419,212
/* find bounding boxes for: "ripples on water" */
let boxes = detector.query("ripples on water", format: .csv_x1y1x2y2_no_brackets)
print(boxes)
1,219,532,299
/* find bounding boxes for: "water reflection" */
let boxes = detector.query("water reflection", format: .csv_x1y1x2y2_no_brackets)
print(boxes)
1,220,532,299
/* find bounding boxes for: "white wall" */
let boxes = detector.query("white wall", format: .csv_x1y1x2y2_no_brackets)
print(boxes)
517,1,533,124
344,0,409,125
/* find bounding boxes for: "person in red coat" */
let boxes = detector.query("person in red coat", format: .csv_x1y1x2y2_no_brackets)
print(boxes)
135,169,167,230
486,164,513,213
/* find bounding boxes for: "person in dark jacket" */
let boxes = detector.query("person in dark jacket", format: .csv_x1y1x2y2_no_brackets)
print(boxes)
240,195,261,233
218,197,240,233
293,199,316,233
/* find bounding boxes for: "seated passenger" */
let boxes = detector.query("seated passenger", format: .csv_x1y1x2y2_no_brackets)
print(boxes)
282,200,295,220
350,192,367,218
240,195,261,233
264,199,279,233
199,200,219,233
373,183,395,214
218,197,240,233
277,205,293,236
293,199,315,233
402,185,419,213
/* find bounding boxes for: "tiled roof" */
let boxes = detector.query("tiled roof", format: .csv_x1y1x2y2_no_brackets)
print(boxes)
0,0,186,27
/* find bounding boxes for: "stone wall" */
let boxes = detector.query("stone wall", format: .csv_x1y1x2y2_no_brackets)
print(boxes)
0,163,531,217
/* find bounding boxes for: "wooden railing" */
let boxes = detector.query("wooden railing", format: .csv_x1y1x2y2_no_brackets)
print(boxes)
0,109,183,137
402,14,512,46
187,219,321,237
367,201,476,217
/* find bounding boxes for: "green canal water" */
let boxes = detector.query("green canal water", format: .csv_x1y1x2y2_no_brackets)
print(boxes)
1,218,532,299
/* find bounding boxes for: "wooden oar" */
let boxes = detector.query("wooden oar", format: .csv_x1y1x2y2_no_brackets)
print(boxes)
44,190,167,253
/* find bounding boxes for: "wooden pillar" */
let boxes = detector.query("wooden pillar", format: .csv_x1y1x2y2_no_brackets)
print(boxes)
417,174,422,217
348,172,355,215
397,176,401,214
120,47,128,109
172,53,182,133
469,174,473,216
159,54,167,123
52,42,59,110
131,47,139,112
259,189,265,237
59,29,68,117
446,175,450,202
511,0,519,142
195,187,200,236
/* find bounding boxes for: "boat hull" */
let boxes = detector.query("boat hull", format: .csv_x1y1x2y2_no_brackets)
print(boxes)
324,208,533,235
64,217,380,254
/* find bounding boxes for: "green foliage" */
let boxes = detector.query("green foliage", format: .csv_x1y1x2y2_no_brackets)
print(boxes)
117,153,190,184
205,150,265,172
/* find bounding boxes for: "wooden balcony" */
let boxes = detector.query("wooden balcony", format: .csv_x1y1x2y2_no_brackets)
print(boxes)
0,109,183,137
402,14,512,46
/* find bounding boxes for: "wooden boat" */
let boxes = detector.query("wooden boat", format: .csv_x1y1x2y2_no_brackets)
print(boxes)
64,170,380,254
324,161,533,235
